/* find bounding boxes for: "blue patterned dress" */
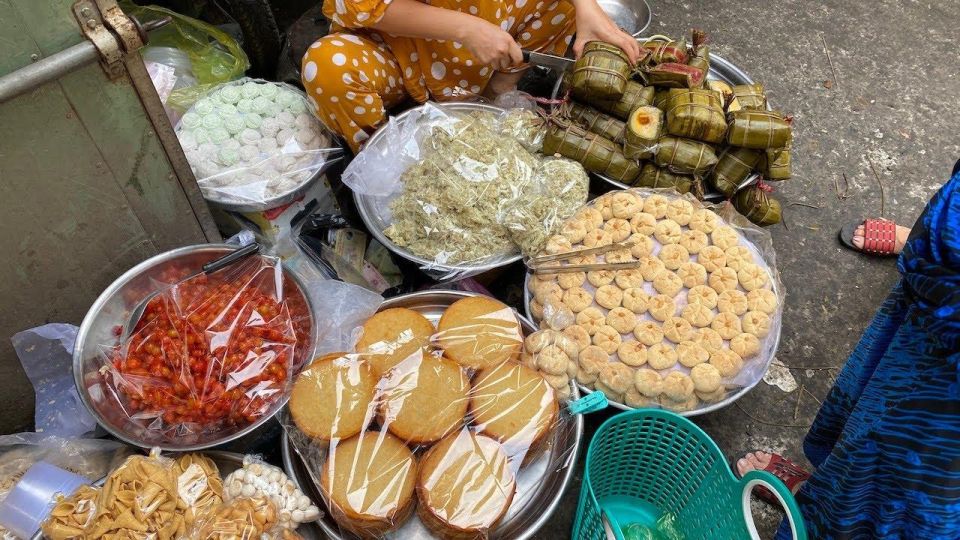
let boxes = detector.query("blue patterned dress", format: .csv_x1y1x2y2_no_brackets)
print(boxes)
776,165,960,540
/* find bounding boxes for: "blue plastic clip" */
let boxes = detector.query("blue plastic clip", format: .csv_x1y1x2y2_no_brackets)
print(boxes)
567,391,608,415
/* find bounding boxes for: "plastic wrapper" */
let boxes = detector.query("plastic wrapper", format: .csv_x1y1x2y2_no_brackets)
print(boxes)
91,254,314,447
191,496,281,540
342,103,587,281
175,78,343,207
41,484,100,540
123,3,249,113
222,457,321,530
282,294,580,539
525,188,784,414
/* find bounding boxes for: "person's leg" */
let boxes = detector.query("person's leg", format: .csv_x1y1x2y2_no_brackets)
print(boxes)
301,33,408,152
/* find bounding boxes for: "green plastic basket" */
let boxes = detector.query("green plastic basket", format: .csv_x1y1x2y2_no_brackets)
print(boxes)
572,409,808,540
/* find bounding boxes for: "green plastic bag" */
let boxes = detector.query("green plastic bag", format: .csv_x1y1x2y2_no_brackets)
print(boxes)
621,513,685,540
123,2,249,111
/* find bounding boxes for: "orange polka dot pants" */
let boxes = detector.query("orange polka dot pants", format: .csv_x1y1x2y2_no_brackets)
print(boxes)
301,1,576,152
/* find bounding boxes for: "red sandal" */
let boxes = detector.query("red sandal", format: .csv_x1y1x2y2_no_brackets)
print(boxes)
839,218,900,256
734,452,811,506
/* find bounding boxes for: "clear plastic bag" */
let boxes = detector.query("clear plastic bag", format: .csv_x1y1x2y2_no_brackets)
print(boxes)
175,78,343,207
40,484,100,540
342,103,587,281
190,496,281,540
91,254,314,446
222,456,321,531
526,188,784,414
282,294,580,539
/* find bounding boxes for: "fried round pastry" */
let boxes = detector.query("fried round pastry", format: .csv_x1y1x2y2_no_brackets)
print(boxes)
633,320,665,346
634,368,663,397
618,341,648,367
737,263,770,292
679,229,709,254
612,191,644,218
658,244,690,271
614,268,645,289
606,307,638,334
592,381,622,402
605,247,634,264
532,280,563,306
659,394,699,412
724,245,754,272
689,208,719,233
628,233,654,258
561,219,587,244
711,226,740,250
587,269,616,287
604,218,632,243
557,271,586,290
598,362,634,394
687,285,719,309
378,355,469,444
654,219,683,245
681,303,714,328
647,343,678,370
698,245,727,273
747,289,778,314
576,307,606,335
437,296,522,371
662,316,695,344
709,348,744,377
291,353,377,442
594,194,615,220
690,363,722,393
638,256,666,281
677,341,709,368
630,212,657,235
595,284,624,309
665,198,694,226
357,308,435,376
622,288,651,314
696,386,728,403
648,294,677,321
562,286,594,312
535,345,570,376
417,431,515,538
530,299,544,321
677,262,708,288
592,325,623,354
576,207,604,230
545,235,572,255
717,289,749,316
576,367,598,386
708,267,739,293
742,310,772,338
471,362,558,454
562,324,592,350
578,345,608,376
323,432,417,537
711,312,743,340
694,327,725,351
653,271,684,297
730,333,761,359
643,194,670,218
623,387,651,408
583,228,613,248
661,372,695,402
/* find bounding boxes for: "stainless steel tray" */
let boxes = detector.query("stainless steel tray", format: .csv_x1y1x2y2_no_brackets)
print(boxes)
598,0,651,36
550,47,763,198
353,103,524,279
522,192,783,416
281,290,583,540
32,451,323,540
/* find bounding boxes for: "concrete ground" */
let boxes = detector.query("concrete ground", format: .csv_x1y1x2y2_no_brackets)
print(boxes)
537,0,960,537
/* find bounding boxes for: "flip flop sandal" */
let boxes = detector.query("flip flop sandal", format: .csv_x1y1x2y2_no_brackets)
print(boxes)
733,452,811,507
839,218,899,256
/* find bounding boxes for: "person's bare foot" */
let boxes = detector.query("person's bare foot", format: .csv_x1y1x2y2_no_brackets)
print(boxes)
737,451,808,495
852,223,911,255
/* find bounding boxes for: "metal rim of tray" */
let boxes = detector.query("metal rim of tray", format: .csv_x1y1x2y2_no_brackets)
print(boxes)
204,162,338,213
73,244,319,452
353,102,525,276
549,46,761,197
281,289,584,540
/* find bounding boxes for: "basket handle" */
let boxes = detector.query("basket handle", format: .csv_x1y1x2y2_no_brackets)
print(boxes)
739,470,808,540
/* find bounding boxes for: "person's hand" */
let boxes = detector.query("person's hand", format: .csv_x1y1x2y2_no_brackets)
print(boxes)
572,0,642,64
460,18,523,71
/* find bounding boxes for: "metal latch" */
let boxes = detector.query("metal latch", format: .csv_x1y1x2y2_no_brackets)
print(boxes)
73,0,143,80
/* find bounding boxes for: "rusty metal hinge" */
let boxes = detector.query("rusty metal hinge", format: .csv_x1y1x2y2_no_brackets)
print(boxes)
72,0,145,80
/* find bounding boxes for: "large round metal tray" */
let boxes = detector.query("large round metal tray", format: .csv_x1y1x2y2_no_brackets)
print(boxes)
281,290,583,540
353,102,524,278
73,244,318,451
598,0,651,37
550,47,763,198
205,165,336,214
523,191,783,416
31,451,323,540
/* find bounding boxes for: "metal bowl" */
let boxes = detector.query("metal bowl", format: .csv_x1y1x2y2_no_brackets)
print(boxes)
598,0,651,36
73,244,318,451
281,290,583,540
353,102,524,279
203,165,337,214
550,48,760,197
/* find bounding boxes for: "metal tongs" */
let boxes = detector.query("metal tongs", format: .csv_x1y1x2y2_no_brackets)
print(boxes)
527,241,642,274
